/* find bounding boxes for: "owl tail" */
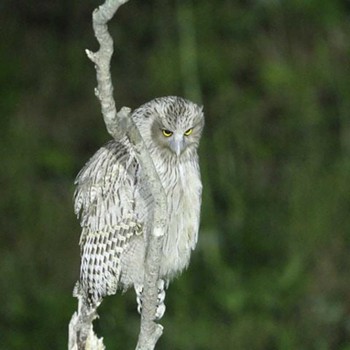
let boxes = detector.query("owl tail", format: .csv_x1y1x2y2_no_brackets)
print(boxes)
73,281,102,310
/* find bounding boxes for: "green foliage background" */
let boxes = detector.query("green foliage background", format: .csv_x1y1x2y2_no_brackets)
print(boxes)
1,0,350,349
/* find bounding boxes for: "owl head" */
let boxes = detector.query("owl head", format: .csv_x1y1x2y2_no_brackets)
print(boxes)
132,96,204,158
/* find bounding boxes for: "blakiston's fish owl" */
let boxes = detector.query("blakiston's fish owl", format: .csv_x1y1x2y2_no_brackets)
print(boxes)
74,96,204,318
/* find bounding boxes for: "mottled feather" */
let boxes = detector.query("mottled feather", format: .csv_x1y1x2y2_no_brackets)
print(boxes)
74,96,204,306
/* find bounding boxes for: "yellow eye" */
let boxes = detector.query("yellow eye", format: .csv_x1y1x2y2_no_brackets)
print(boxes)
184,128,193,136
162,129,173,137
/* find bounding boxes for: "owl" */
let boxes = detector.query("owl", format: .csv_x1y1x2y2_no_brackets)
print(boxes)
74,96,204,318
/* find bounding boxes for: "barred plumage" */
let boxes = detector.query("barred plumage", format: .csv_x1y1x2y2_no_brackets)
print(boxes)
74,96,204,311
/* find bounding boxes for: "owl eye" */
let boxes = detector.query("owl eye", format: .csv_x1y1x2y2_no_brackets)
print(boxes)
162,129,173,137
184,128,193,136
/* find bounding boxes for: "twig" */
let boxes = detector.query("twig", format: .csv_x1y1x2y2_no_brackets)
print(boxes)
85,0,129,140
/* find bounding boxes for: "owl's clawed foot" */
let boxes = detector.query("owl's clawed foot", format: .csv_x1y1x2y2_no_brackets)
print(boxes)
135,284,144,315
155,279,166,320
134,279,167,320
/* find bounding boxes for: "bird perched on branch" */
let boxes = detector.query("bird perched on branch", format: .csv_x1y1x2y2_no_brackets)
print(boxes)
74,96,204,319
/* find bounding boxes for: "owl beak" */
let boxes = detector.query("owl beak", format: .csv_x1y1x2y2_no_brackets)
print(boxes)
169,135,185,156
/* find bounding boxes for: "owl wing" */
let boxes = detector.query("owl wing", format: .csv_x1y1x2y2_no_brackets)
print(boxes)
74,139,151,304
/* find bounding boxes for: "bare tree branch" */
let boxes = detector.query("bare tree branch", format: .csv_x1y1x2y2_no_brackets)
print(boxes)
85,0,129,140
68,295,105,350
69,0,166,349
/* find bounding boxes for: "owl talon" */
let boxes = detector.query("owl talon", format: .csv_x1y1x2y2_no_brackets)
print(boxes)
135,284,144,296
157,289,166,304
157,279,165,292
135,284,143,315
155,303,166,320
155,279,166,320
134,280,167,319
137,302,142,315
